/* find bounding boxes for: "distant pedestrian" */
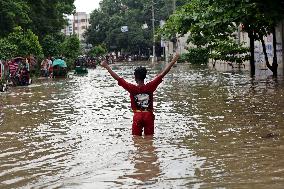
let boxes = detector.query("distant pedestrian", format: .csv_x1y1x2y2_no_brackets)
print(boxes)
41,58,49,77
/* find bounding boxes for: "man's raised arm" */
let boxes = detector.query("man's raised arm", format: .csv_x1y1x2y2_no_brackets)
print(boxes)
100,60,120,81
158,53,180,78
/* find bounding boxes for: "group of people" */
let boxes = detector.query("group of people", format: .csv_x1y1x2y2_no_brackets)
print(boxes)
0,55,40,90
9,59,29,86
40,57,53,77
74,55,115,69
5,57,33,86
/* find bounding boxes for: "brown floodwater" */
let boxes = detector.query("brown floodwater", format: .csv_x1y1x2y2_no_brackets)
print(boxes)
0,62,284,189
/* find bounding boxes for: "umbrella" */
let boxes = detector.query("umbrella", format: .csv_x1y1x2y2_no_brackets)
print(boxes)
52,59,67,68
13,57,25,61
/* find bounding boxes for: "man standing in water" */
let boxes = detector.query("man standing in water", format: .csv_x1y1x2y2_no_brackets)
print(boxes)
100,53,179,135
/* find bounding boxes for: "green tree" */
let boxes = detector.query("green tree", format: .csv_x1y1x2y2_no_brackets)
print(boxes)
88,44,107,57
25,0,75,38
7,26,43,58
160,0,284,76
0,0,75,39
85,0,186,56
160,0,249,65
205,0,284,76
0,0,30,37
62,35,81,68
0,38,17,60
251,0,284,76
41,34,66,57
85,9,109,48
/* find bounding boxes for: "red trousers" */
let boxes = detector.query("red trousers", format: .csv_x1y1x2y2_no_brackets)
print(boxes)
132,112,155,136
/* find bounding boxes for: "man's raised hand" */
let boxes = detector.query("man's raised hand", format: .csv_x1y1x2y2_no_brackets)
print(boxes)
100,60,108,68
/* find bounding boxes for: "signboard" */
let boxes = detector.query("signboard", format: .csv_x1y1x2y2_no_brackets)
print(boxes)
121,26,128,32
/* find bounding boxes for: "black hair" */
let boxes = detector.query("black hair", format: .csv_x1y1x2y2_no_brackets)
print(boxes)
134,66,147,81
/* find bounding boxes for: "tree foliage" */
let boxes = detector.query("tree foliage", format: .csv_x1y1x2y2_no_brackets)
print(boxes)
0,0,30,37
85,0,187,55
160,0,249,64
160,0,284,75
0,0,76,66
7,26,43,58
25,0,75,38
88,45,107,57
62,35,81,68
41,34,65,57
0,0,75,38
0,38,17,61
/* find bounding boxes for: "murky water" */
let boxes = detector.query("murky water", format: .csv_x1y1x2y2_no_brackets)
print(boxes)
0,62,284,189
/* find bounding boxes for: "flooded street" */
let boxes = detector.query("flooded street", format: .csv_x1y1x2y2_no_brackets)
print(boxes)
0,62,284,188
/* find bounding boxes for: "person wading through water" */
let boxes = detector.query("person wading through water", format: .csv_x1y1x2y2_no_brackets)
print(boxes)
100,53,180,135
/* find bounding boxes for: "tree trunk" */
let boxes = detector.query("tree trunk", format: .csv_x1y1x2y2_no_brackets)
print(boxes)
272,27,278,77
260,35,271,69
260,27,278,77
248,31,255,77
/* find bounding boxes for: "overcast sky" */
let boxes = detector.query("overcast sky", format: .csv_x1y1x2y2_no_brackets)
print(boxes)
74,0,101,13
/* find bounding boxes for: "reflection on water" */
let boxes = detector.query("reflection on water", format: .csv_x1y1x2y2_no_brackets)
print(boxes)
122,136,160,184
0,63,284,188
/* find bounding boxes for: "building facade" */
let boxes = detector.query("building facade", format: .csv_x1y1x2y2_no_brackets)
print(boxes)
62,18,73,36
73,12,90,42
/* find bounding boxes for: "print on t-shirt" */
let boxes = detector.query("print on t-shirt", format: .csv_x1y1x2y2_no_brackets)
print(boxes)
134,93,150,109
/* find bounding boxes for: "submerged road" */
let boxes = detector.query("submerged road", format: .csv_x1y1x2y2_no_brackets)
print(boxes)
0,62,284,188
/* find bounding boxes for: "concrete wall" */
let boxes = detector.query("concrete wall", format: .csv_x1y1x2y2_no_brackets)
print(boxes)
164,33,190,62
253,22,283,76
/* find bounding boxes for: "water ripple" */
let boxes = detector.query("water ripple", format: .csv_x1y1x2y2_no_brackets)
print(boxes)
0,63,283,188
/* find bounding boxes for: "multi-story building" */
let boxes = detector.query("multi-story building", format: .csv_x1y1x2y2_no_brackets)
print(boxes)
73,12,90,42
62,18,74,36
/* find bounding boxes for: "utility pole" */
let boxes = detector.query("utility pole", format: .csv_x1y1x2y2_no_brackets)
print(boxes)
151,0,156,63
172,0,176,53
165,0,176,63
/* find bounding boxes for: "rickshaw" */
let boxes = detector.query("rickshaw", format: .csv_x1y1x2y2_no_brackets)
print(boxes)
74,57,88,75
52,58,68,78
9,57,31,86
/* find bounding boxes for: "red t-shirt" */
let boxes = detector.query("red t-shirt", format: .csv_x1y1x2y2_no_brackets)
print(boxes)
118,75,163,111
